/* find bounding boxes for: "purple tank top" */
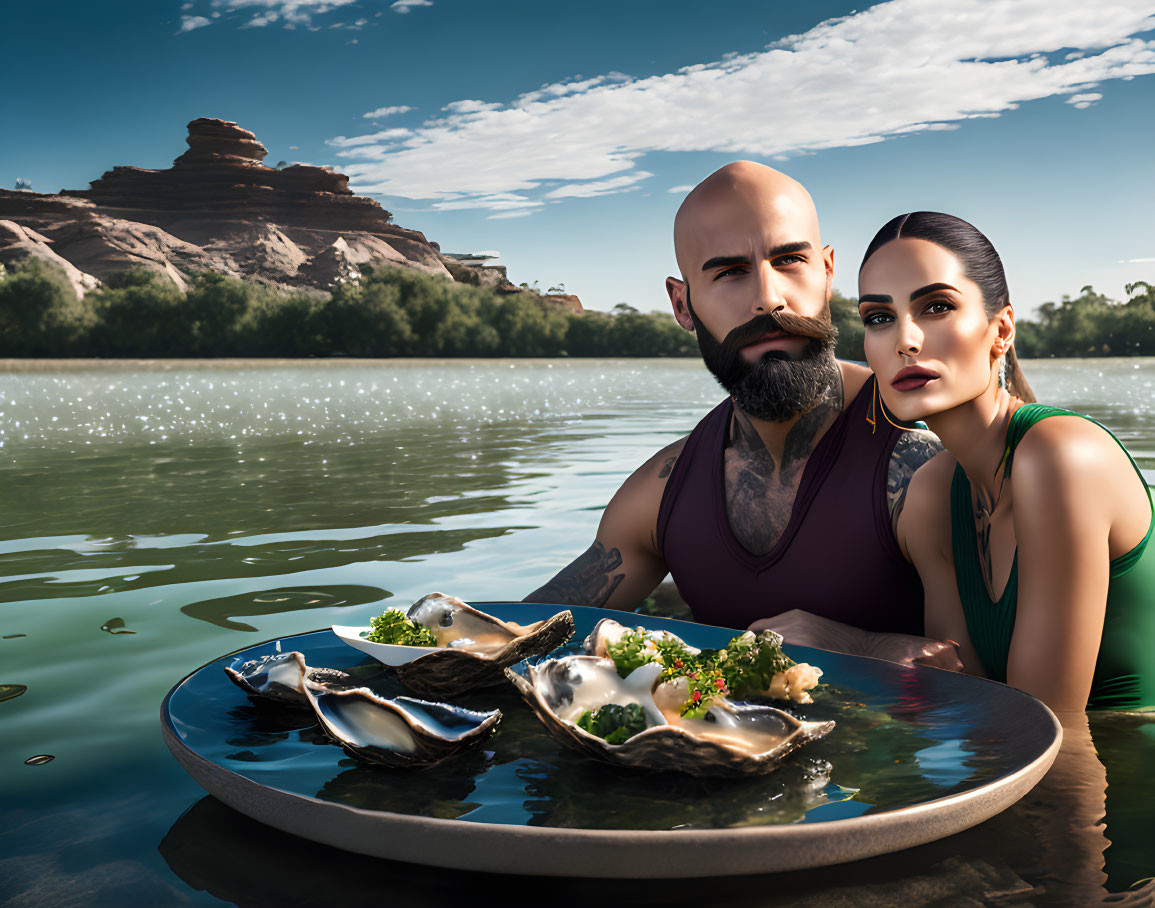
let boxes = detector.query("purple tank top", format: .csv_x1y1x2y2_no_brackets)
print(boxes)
656,377,924,634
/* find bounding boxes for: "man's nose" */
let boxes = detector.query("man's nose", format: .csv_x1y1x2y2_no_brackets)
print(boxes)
751,261,786,314
897,315,922,356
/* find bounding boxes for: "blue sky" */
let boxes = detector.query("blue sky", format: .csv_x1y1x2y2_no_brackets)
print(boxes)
3,0,1154,314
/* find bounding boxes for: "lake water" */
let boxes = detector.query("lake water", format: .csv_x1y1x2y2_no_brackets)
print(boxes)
1,357,1153,905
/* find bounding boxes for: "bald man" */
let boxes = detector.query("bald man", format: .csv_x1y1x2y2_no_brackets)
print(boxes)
526,162,941,638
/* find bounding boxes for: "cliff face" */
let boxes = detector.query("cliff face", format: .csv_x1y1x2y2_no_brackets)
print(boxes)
0,118,574,308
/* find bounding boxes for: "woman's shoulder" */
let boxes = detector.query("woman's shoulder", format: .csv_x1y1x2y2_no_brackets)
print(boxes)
1010,406,1127,486
1010,406,1149,549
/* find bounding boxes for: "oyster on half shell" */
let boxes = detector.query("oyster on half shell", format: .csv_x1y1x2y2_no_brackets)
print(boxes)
507,655,833,777
224,650,500,768
333,593,575,698
583,617,823,705
224,651,352,706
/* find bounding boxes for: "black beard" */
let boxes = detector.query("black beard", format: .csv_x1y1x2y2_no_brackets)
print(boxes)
687,293,840,423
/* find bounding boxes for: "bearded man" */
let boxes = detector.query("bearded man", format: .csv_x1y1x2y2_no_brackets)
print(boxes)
526,161,945,648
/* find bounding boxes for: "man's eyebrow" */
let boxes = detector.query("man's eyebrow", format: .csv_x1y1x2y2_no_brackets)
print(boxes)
911,282,959,300
700,241,813,272
769,241,812,257
701,255,749,272
858,294,892,305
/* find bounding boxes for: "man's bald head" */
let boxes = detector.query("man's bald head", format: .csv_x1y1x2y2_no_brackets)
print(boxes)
673,161,823,282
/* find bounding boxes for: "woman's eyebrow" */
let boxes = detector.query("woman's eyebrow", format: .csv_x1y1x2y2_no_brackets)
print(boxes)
910,282,959,300
858,294,892,305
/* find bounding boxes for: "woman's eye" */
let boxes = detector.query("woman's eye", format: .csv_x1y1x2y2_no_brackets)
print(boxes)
925,299,955,314
861,311,892,327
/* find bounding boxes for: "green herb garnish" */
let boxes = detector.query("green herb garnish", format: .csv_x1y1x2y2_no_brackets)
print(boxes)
362,610,438,646
603,627,797,717
576,702,648,744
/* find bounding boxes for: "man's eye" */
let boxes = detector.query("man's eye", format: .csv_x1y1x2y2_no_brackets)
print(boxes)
862,311,893,327
774,254,804,266
715,267,745,279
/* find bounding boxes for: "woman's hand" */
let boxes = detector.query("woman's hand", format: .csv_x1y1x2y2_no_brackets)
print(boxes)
749,609,963,671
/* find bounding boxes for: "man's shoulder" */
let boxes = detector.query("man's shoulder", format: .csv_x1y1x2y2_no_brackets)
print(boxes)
838,360,872,409
639,436,690,485
887,429,946,533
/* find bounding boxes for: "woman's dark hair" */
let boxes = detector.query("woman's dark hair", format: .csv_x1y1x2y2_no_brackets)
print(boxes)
859,212,1035,403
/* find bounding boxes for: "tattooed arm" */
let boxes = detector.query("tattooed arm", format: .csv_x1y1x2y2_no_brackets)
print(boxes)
886,428,944,543
524,440,684,609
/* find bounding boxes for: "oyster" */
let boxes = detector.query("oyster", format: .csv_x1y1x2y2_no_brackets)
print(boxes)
583,617,822,705
224,650,500,768
333,593,575,698
304,686,501,768
507,655,834,777
224,651,352,706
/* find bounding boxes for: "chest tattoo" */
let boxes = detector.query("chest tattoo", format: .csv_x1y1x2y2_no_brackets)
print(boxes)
723,393,841,556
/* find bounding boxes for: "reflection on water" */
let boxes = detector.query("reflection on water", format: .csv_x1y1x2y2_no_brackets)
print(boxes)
2,358,1155,904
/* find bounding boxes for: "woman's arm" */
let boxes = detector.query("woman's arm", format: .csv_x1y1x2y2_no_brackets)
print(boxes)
899,452,986,674
1007,420,1115,712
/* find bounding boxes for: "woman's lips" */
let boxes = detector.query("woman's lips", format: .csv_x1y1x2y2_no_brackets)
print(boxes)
891,365,940,391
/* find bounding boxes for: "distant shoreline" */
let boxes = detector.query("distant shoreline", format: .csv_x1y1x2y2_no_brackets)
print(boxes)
0,356,705,373
3,354,1152,374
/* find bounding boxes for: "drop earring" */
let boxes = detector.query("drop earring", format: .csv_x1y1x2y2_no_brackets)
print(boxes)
997,354,1007,389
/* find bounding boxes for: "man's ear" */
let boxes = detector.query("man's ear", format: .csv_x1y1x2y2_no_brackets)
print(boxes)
666,276,695,331
822,245,835,303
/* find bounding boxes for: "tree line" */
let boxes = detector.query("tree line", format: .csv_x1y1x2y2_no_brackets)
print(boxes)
0,262,699,358
0,259,1149,359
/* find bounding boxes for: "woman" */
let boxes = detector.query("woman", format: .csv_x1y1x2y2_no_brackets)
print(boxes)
855,211,1154,713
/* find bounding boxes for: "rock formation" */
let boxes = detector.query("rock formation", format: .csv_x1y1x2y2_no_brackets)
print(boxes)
0,118,581,310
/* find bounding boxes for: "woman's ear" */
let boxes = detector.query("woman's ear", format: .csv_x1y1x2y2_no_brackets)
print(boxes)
993,305,1015,356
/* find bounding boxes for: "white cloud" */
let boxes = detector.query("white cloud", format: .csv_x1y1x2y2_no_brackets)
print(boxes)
543,171,653,199
391,0,432,12
327,128,413,148
334,0,1155,211
667,184,695,194
441,99,502,114
211,0,361,26
1120,257,1155,263
1066,91,1104,108
486,210,536,220
363,105,414,119
179,15,212,31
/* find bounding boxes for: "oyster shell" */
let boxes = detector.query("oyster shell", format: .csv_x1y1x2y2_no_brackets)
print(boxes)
333,593,575,698
224,650,500,768
304,686,501,768
224,651,352,706
507,655,833,777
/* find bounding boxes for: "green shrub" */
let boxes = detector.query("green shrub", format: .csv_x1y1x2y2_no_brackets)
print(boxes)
0,260,93,356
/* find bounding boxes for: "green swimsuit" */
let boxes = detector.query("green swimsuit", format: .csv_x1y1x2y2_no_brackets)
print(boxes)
951,404,1155,710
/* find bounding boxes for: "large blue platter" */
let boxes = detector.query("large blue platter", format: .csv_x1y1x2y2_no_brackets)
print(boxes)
161,603,1061,877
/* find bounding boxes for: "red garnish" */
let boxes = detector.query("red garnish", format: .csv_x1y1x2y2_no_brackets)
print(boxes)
714,678,725,690
674,659,683,669
692,691,702,703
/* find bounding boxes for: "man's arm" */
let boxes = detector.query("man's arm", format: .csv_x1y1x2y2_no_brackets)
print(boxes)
887,429,944,547
524,441,683,610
